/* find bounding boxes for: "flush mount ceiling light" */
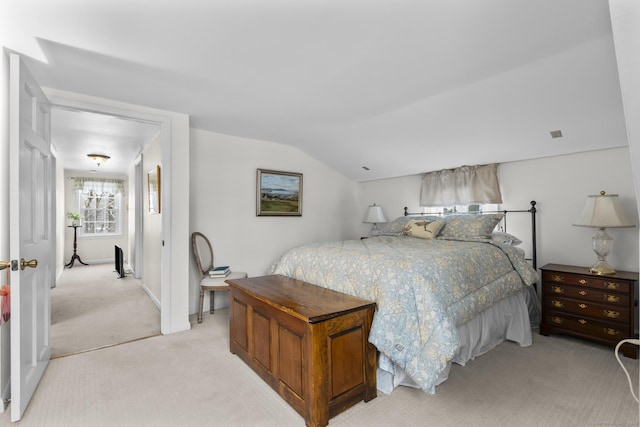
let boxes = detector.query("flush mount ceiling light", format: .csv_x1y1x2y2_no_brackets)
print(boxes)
87,153,110,167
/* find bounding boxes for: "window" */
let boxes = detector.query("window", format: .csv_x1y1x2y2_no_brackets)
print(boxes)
421,203,500,215
73,178,125,237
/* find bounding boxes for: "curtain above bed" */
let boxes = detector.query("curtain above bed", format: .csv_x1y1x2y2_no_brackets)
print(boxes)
419,163,502,207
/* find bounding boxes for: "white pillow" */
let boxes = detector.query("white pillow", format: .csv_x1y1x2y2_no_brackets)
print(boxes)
491,231,523,246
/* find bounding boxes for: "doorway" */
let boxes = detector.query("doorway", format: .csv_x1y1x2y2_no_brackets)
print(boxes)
52,105,162,356
44,88,192,334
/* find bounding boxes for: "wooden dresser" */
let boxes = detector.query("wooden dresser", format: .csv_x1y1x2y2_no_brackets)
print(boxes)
227,274,377,427
540,263,638,358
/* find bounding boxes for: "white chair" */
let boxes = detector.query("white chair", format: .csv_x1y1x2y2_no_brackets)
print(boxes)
191,232,247,323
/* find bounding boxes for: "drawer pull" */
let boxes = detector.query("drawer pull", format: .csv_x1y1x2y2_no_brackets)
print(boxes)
604,328,620,336
578,279,587,285
552,275,564,283
578,290,588,296
552,286,565,294
605,295,620,303
578,303,588,309
578,319,588,325
604,310,620,319
605,282,620,290
551,317,564,325
552,300,564,308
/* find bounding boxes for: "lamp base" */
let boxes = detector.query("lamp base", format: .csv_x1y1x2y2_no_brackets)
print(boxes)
589,260,616,276
590,228,616,275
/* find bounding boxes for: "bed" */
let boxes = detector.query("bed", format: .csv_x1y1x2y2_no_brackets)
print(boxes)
270,203,540,394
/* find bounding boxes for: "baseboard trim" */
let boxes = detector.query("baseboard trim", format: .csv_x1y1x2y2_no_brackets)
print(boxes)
141,282,161,311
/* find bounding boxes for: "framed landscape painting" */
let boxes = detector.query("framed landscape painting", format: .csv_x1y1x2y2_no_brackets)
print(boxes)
257,169,303,216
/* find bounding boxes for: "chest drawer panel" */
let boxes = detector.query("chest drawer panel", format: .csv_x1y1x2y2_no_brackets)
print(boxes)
543,297,630,323
542,282,630,307
542,271,630,293
544,311,631,342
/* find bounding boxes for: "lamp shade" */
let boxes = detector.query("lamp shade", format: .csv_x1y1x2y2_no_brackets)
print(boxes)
363,204,387,224
573,192,635,228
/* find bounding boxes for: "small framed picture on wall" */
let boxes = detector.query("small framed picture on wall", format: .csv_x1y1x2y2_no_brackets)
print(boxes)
148,165,161,214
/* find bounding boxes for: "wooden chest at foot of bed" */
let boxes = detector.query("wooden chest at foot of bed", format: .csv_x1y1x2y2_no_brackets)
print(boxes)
227,274,377,427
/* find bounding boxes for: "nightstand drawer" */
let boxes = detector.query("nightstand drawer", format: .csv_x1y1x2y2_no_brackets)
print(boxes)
543,297,630,323
543,283,630,307
542,271,631,293
544,311,631,341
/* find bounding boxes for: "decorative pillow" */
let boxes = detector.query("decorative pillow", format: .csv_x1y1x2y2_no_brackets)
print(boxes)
379,215,442,235
402,220,444,239
491,231,523,246
437,214,504,240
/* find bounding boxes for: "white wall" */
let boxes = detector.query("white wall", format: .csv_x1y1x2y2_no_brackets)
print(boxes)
608,3,640,415
54,156,65,280
360,147,639,274
127,162,136,273
189,128,361,313
610,2,640,210
142,133,162,303
62,170,129,264
500,148,638,272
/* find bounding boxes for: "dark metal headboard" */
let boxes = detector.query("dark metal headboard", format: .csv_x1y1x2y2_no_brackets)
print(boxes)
403,201,538,269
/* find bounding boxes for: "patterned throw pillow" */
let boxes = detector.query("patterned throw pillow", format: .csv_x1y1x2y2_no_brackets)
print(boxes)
402,220,444,239
379,215,442,235
437,214,504,240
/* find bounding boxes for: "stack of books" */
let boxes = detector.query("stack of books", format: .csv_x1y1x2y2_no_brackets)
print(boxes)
209,266,231,278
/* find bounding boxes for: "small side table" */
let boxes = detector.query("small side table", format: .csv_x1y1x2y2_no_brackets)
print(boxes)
65,225,88,268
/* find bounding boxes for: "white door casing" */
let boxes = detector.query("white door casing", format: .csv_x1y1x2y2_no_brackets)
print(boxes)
9,53,53,422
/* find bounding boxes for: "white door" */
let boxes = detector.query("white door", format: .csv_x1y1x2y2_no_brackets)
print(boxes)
9,53,53,422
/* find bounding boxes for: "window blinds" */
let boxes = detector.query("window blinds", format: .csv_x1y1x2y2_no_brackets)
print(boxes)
419,163,502,207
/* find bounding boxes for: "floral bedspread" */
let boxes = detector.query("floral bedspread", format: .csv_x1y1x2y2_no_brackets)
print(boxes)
270,235,538,393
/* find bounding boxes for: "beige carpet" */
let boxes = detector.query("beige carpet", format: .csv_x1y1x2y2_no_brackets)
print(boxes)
1,308,637,426
51,263,161,358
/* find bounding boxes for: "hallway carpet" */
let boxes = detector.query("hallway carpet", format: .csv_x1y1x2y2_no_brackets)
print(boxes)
51,263,160,358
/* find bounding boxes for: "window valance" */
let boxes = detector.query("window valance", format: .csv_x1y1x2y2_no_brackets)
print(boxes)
419,163,502,207
73,177,125,195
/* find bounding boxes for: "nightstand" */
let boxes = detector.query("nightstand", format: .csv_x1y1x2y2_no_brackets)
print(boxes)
540,263,638,358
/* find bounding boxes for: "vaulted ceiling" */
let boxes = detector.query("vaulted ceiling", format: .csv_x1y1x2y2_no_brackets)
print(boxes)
2,0,627,181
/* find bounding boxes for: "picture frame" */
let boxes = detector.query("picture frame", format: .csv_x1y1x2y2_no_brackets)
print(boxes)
148,165,161,214
256,169,302,216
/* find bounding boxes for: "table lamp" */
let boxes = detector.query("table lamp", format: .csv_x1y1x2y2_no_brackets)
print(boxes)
573,191,635,275
363,203,387,236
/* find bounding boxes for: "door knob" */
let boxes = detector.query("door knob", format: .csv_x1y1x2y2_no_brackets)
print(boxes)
20,258,37,270
0,261,9,271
